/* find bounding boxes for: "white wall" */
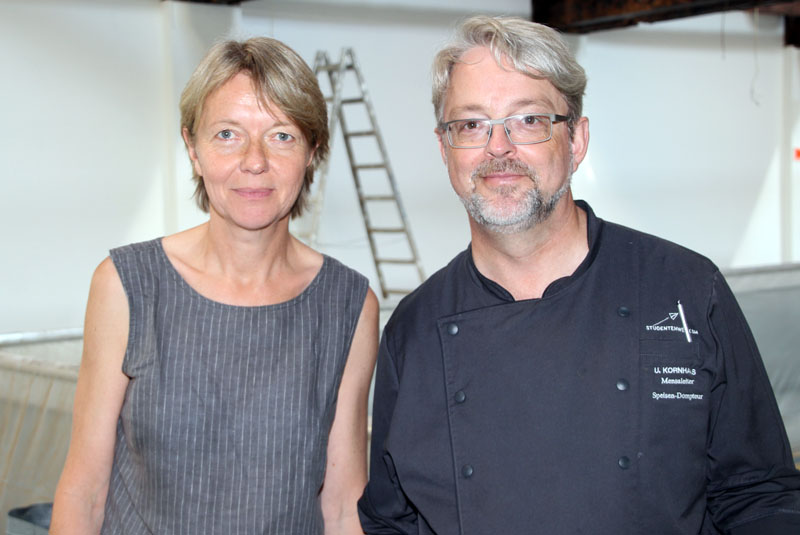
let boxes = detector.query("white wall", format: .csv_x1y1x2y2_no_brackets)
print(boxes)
573,12,791,268
0,0,797,335
1,0,169,334
788,45,800,263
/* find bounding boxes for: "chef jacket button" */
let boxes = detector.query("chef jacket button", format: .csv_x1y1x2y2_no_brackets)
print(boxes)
617,306,631,317
447,323,459,336
455,390,466,403
461,464,474,478
616,379,629,391
618,456,631,470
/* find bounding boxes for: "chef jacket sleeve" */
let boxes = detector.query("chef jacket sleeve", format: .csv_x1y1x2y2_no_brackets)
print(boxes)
358,333,418,534
704,271,800,533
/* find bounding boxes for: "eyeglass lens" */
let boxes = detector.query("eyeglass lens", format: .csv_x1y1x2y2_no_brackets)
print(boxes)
448,115,553,147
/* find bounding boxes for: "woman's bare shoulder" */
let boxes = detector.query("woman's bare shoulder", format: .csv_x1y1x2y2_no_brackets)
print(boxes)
90,256,124,298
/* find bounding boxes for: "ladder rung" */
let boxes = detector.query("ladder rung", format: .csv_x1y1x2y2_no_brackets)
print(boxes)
315,64,339,72
376,258,417,264
363,195,396,201
355,164,387,170
385,288,415,295
368,227,405,233
345,130,376,137
324,96,363,104
316,62,353,72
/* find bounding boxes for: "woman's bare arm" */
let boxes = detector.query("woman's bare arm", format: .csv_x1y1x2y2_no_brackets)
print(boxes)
320,288,379,535
51,257,131,534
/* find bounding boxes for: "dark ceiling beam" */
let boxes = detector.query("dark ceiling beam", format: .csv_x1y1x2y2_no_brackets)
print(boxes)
761,2,800,44
170,0,254,4
786,16,800,45
532,0,793,33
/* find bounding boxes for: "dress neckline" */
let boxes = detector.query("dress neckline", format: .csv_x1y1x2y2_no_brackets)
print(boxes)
154,237,328,310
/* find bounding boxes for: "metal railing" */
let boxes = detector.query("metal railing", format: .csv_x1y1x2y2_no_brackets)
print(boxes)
0,328,83,347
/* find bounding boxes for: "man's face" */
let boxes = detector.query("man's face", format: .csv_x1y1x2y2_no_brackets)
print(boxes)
437,46,588,234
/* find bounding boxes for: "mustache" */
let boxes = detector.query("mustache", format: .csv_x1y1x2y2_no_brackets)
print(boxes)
471,159,536,181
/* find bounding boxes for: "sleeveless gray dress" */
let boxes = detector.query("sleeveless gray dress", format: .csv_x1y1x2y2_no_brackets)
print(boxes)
101,239,368,534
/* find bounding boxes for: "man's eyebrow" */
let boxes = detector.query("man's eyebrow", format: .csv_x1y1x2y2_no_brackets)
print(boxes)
510,98,557,110
447,105,488,118
447,98,559,119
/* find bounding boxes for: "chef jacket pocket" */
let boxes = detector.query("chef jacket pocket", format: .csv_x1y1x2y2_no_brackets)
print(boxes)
641,338,705,395
640,338,699,361
638,339,710,516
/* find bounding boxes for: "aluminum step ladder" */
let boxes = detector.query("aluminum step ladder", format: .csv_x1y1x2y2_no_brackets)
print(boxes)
310,48,424,302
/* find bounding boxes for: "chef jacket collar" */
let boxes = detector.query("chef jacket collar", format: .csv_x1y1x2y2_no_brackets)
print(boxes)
465,200,603,302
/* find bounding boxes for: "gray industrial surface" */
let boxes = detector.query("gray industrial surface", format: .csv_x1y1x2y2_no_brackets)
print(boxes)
727,266,800,462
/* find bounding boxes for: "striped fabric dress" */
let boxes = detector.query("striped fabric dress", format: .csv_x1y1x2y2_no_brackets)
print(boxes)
101,239,368,534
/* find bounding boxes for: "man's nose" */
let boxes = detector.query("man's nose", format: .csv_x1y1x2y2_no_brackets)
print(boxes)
485,124,515,158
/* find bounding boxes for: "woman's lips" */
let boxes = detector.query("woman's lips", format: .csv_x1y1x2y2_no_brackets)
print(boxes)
234,188,273,199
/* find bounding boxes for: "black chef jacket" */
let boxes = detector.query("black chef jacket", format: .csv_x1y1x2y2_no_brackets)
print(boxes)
359,201,800,534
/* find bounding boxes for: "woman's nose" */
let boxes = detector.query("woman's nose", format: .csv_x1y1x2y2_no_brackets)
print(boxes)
241,140,268,173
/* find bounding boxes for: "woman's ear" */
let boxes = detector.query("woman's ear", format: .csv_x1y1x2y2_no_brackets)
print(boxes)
182,127,202,177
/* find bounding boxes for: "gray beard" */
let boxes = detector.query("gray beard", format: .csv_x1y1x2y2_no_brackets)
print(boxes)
459,158,571,235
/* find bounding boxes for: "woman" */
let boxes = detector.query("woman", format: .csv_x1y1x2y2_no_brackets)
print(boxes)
51,37,377,534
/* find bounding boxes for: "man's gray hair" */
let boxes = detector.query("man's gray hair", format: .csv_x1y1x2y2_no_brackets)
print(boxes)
432,15,586,133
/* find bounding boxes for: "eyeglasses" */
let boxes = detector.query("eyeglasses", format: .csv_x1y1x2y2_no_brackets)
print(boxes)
440,113,569,149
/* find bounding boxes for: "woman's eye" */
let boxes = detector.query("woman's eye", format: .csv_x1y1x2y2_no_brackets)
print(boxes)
275,132,294,142
217,129,234,140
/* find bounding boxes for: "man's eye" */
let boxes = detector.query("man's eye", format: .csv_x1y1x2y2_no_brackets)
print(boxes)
217,129,234,140
455,120,484,133
521,115,539,125
275,132,294,142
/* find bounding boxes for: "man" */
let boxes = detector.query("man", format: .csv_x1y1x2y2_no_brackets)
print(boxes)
358,15,800,535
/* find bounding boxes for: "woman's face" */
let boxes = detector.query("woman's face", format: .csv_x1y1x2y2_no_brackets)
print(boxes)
184,72,314,231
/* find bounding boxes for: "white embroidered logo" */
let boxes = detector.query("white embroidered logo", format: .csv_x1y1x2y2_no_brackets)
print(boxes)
645,307,698,337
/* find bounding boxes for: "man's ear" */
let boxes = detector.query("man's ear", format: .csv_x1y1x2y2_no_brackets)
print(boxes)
436,128,448,166
569,117,589,173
